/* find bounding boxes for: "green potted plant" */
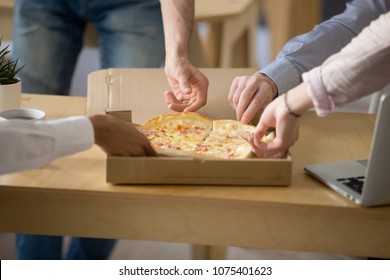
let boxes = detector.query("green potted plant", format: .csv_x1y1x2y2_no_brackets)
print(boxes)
0,37,24,111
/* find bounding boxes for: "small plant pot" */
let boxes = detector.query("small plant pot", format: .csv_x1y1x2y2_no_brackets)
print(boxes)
0,79,21,111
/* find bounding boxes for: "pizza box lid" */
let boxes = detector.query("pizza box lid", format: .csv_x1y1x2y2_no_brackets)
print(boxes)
87,68,292,186
87,68,262,124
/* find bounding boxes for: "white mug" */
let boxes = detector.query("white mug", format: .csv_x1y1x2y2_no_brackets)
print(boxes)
0,108,46,122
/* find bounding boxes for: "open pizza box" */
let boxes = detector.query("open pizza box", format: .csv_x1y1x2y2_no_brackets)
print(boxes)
87,68,292,186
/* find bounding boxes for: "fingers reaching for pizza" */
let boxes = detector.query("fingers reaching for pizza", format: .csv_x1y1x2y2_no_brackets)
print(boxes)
228,73,277,124
164,90,201,112
164,58,209,112
89,115,157,157
248,134,288,159
248,93,299,158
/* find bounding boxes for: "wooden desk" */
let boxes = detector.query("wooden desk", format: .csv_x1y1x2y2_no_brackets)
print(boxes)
0,69,390,259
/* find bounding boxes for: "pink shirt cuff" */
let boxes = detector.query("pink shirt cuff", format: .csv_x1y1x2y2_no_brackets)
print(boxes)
302,67,335,117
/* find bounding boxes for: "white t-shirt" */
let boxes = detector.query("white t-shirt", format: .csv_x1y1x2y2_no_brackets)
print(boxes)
0,116,94,175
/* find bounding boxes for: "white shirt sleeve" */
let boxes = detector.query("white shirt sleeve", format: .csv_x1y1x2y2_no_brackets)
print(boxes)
0,116,94,175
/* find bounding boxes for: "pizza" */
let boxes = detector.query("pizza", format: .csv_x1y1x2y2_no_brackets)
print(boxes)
137,112,274,159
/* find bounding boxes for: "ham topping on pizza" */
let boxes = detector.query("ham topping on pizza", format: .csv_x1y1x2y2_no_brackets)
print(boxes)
137,112,274,159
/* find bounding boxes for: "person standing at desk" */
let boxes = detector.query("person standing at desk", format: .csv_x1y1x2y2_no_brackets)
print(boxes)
13,0,208,110
226,0,390,124
12,0,208,259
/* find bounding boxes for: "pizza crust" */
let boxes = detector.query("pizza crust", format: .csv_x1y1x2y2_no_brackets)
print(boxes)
137,112,274,159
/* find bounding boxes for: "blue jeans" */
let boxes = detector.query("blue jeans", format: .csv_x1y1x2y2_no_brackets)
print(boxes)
13,0,164,260
13,0,164,95
15,235,116,260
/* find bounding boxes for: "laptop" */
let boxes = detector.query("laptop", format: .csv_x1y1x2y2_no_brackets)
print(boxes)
304,92,390,207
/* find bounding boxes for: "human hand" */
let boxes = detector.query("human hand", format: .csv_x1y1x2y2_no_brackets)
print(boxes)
228,73,277,124
248,94,299,158
89,115,156,157
164,57,209,112
248,83,313,158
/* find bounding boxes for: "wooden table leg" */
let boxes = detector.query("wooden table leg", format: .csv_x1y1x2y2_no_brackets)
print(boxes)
196,0,259,68
192,245,227,260
262,0,321,59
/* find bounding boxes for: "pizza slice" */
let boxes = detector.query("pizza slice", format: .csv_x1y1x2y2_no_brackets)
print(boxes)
197,119,274,159
137,112,212,155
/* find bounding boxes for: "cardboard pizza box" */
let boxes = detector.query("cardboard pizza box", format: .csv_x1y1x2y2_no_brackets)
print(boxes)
87,68,292,186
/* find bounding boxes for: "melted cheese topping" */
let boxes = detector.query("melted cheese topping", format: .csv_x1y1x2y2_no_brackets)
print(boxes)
138,112,273,159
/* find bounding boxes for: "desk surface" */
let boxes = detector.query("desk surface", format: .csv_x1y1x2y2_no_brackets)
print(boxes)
0,71,389,258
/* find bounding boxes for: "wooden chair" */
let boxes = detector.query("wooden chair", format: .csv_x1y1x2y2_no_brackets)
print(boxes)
261,0,322,59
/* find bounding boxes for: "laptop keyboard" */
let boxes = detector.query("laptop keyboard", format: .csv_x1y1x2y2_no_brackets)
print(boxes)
337,176,365,194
